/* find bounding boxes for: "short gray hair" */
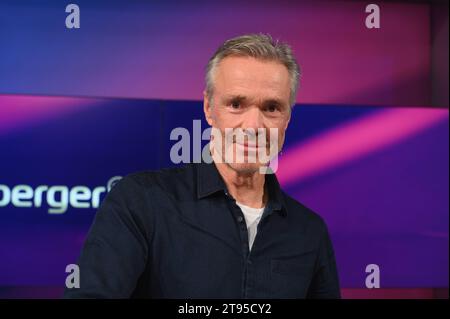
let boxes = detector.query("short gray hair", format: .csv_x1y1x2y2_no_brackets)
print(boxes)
205,33,301,107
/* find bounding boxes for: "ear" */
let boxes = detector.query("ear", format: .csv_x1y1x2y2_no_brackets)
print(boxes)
203,90,214,126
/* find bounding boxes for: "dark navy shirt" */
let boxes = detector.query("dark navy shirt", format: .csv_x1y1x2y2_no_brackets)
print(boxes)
64,162,340,298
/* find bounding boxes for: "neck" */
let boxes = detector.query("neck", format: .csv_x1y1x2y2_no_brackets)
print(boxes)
214,161,267,208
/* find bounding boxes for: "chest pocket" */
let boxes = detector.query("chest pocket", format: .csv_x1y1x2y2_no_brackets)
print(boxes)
268,250,317,298
271,250,316,276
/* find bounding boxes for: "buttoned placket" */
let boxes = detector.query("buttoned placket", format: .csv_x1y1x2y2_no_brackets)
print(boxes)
223,189,275,298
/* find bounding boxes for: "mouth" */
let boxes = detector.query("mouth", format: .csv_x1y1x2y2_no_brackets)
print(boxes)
234,141,268,150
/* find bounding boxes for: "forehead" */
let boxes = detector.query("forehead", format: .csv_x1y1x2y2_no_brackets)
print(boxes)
213,56,291,102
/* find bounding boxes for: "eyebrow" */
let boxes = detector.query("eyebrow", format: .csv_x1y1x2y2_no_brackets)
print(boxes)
222,94,248,104
262,98,284,107
222,94,286,107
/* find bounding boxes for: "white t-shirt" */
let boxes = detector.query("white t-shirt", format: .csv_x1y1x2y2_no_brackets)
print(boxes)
235,201,265,251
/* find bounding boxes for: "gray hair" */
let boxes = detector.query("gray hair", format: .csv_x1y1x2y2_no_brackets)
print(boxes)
205,33,301,107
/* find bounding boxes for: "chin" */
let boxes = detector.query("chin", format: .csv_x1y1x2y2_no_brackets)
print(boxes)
227,162,264,175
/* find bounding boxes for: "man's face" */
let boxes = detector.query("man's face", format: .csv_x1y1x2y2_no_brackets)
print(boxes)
204,56,292,174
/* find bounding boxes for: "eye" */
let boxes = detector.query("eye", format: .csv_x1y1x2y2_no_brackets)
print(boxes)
266,104,278,112
230,101,241,109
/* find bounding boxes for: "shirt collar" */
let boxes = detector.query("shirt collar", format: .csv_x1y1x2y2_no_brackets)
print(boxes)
196,161,227,199
264,171,288,217
196,161,288,217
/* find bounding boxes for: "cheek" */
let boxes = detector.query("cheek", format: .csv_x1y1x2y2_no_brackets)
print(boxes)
269,118,288,134
212,110,237,130
279,133,286,147
275,126,288,147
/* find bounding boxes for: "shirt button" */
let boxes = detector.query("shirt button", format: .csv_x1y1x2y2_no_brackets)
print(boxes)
237,216,244,223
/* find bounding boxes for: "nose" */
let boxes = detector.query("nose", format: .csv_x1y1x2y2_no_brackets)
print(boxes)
241,106,264,133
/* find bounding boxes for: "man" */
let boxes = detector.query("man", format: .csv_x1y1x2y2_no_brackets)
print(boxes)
64,34,341,298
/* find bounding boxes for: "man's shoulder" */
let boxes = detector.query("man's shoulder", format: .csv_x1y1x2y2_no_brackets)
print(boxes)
114,164,196,199
127,164,193,185
281,191,328,231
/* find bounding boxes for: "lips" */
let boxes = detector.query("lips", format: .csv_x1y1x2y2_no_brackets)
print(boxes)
235,142,267,150
238,142,257,147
